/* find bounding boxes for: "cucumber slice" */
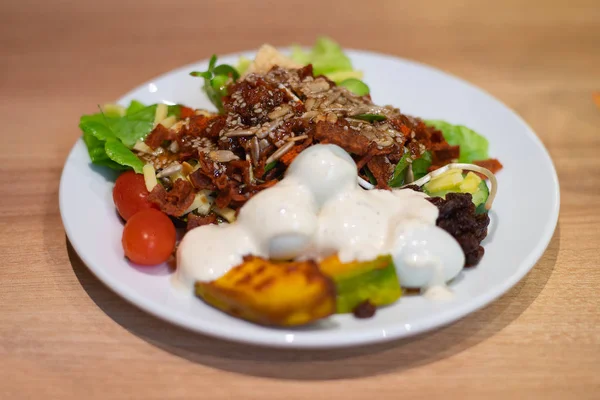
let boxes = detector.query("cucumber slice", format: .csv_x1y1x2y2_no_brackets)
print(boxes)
473,180,489,213
423,176,489,213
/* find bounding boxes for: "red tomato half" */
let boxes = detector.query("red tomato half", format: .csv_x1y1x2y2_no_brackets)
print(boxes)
113,170,156,220
122,209,176,266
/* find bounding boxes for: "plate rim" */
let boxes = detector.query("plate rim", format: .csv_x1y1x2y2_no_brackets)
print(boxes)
59,48,560,348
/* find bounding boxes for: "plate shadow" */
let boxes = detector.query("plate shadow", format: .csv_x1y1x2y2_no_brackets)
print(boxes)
66,224,560,380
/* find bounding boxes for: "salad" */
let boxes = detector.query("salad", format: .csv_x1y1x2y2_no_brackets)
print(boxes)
79,37,502,326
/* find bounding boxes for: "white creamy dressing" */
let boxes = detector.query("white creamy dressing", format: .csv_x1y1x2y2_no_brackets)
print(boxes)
176,144,465,298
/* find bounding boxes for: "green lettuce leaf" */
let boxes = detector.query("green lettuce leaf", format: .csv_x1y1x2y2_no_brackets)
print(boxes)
82,130,125,170
108,105,156,147
236,56,252,75
126,100,146,115
79,120,116,141
425,120,489,163
104,138,145,173
289,37,369,94
79,100,159,173
308,36,353,75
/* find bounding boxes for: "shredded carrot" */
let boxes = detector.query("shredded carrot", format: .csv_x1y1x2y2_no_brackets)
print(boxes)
280,146,304,165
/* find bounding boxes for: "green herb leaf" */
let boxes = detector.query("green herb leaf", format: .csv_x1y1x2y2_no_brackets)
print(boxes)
264,161,278,173
363,166,377,185
208,55,217,70
190,54,236,113
425,120,489,163
412,151,432,180
339,78,370,96
352,113,386,122
388,152,411,187
190,71,212,79
104,138,145,173
213,64,240,81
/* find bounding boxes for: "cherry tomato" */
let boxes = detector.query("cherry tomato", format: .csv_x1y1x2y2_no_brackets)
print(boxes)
113,170,156,220
122,209,176,266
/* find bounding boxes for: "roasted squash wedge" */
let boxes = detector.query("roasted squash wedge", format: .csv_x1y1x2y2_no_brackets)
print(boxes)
319,255,402,314
195,256,336,326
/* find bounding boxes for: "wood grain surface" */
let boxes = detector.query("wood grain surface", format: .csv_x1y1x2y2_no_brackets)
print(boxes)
1,0,599,398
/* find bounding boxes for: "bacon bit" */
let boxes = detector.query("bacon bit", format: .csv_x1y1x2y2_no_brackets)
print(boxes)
186,213,217,231
314,120,374,156
297,64,314,80
367,155,393,189
474,158,503,174
432,145,460,165
147,178,195,216
215,186,233,209
188,169,216,190
145,124,175,149
180,106,196,119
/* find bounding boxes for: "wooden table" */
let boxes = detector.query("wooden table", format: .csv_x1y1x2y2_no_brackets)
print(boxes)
1,0,598,398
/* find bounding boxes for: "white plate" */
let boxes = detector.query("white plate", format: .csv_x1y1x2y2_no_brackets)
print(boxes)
59,49,559,348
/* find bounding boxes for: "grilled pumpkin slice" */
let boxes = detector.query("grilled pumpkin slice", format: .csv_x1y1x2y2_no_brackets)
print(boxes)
195,256,336,327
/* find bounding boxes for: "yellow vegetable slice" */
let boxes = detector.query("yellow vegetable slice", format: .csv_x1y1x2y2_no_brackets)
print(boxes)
423,169,463,192
196,256,336,326
459,171,482,193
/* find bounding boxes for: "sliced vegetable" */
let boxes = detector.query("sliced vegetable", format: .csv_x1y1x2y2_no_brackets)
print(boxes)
263,160,278,173
213,206,236,223
142,164,158,192
352,113,386,122
122,209,176,265
423,169,464,193
319,255,402,314
388,152,411,187
425,120,489,163
363,166,377,185
459,171,482,193
339,78,370,96
473,180,490,213
412,151,432,180
421,168,491,212
196,256,336,326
